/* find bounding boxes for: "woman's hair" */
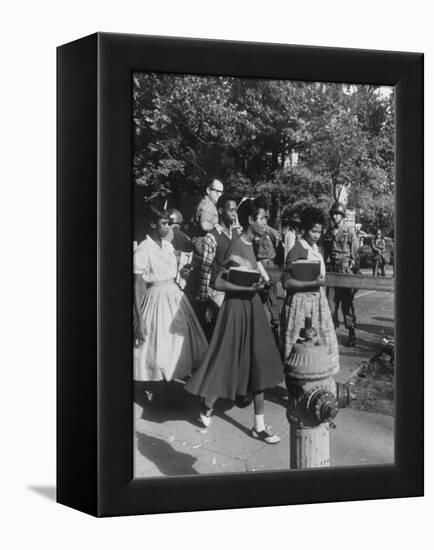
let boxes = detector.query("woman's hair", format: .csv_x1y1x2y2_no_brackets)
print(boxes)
300,207,326,232
237,197,268,230
146,205,168,231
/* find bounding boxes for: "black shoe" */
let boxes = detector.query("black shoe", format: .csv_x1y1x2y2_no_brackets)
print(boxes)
332,313,339,329
347,328,356,347
199,402,213,427
271,324,280,347
251,426,280,445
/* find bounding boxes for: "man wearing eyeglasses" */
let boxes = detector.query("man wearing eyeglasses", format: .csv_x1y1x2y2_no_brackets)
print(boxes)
195,178,224,233
189,178,224,326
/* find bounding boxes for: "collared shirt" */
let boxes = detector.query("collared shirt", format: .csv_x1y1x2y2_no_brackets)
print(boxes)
254,225,282,261
284,229,298,262
323,223,359,272
284,238,325,295
197,224,238,302
195,195,218,233
133,236,177,282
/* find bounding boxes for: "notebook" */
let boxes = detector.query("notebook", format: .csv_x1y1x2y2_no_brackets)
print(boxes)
227,267,261,287
175,251,193,289
291,260,321,281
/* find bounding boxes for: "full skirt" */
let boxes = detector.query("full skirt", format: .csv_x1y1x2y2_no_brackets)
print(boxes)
185,292,284,400
134,281,208,381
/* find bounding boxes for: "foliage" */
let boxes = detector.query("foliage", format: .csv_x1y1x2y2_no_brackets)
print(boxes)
133,74,394,233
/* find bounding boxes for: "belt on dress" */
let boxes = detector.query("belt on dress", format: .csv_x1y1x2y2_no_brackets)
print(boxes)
148,279,174,287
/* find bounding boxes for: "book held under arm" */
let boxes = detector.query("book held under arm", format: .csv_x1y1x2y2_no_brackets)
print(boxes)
290,260,321,281
176,251,193,289
226,266,261,287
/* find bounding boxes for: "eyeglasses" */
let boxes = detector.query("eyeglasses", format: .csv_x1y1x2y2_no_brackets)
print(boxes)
210,188,223,193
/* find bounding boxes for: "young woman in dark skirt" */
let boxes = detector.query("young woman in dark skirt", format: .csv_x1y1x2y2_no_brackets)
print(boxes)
184,198,284,444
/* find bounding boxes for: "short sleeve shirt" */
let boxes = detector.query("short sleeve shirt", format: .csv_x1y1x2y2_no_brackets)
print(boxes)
323,223,359,269
133,236,177,283
196,195,218,232
225,237,258,270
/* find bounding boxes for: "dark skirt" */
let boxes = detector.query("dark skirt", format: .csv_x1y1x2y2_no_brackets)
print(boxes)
184,292,284,400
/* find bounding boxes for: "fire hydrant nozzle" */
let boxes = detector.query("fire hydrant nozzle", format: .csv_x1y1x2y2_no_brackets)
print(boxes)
285,317,339,469
307,389,338,423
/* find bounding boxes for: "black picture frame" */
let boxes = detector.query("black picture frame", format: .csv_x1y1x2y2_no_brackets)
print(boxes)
57,32,424,517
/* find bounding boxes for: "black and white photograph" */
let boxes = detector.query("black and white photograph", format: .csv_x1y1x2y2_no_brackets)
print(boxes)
3,0,429,544
132,73,396,477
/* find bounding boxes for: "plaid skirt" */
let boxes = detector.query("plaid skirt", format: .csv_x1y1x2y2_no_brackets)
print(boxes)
281,288,339,374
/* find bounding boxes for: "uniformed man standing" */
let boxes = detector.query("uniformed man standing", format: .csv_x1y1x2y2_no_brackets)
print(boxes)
323,202,359,347
166,208,192,253
253,217,282,345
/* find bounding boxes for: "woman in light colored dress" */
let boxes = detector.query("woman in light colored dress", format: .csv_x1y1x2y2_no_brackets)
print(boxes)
281,207,339,374
133,207,208,382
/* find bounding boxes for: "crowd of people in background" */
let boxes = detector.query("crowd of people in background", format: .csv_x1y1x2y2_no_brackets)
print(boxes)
133,177,390,444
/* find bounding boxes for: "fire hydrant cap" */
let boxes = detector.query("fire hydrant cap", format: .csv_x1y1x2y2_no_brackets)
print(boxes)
286,341,334,380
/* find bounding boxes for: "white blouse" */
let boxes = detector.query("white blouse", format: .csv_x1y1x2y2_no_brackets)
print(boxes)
133,236,178,283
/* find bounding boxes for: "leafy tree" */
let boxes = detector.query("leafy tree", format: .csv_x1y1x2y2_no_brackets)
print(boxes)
133,74,395,235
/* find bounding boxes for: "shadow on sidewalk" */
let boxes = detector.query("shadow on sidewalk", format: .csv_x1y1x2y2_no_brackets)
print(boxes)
336,332,382,358
134,380,286,430
372,316,394,324
356,322,394,337
264,385,288,409
135,432,198,476
134,380,200,423
134,380,244,428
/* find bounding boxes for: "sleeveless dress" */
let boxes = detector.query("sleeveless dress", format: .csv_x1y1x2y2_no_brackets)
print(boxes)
133,236,208,381
281,238,339,374
185,237,284,400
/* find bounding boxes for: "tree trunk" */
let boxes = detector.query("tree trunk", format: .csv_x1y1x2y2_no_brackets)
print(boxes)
271,193,282,230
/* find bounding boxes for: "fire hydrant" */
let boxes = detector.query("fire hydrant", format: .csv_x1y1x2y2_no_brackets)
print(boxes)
285,317,339,469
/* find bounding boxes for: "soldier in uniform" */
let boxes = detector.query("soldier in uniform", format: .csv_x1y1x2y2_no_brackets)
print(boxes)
166,208,192,253
253,216,282,346
323,202,359,347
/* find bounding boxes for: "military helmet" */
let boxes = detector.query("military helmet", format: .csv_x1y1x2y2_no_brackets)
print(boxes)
329,202,346,216
167,208,183,224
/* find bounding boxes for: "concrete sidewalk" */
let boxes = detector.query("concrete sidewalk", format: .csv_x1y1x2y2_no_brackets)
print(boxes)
134,291,395,478
134,381,394,477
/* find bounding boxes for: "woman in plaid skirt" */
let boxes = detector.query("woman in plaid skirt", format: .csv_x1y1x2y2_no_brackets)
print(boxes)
281,207,339,374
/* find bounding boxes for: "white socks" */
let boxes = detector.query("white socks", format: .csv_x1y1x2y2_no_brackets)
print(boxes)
254,414,266,432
